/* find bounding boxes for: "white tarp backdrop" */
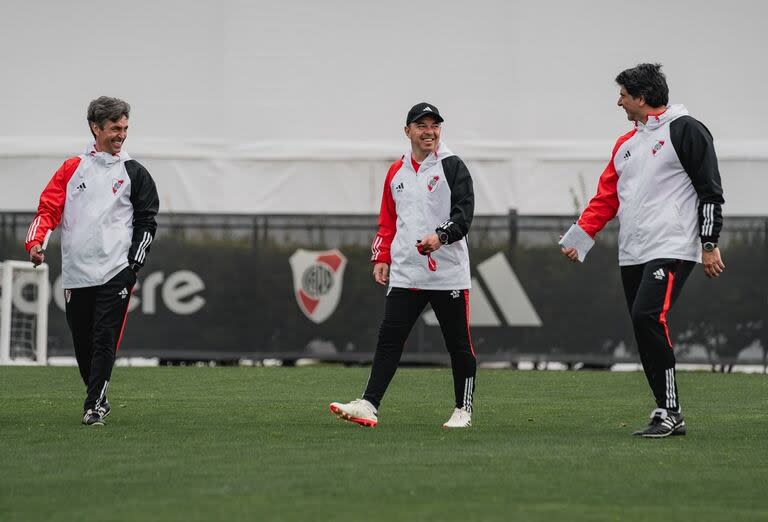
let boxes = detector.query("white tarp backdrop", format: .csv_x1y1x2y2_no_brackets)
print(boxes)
1,1,766,215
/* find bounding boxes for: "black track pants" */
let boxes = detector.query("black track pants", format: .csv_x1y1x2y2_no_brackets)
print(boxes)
65,267,136,412
362,287,477,411
620,259,695,411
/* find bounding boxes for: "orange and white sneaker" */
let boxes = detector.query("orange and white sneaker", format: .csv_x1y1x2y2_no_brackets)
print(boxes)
329,399,378,427
442,407,472,428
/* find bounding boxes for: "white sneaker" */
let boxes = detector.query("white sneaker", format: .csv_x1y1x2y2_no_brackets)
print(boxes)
442,407,472,428
329,399,378,427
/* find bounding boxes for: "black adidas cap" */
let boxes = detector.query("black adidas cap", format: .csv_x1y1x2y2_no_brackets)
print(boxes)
406,102,444,125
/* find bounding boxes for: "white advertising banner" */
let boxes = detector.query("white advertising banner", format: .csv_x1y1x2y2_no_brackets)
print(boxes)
1,139,766,215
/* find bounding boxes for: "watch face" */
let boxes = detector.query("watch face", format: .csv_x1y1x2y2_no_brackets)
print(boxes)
703,242,716,252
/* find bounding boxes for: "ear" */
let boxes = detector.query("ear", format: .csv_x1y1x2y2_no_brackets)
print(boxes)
90,121,101,135
404,125,411,138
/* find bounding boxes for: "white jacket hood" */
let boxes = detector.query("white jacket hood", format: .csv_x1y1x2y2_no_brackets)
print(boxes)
636,104,688,133
404,141,455,172
85,141,131,165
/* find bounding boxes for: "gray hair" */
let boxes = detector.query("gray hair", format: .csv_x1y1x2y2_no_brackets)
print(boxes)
87,96,130,136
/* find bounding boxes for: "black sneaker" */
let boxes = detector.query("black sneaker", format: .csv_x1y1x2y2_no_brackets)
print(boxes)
97,399,111,419
632,408,685,438
82,409,105,426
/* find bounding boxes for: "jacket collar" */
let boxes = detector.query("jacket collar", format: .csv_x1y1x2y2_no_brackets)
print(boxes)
85,141,131,165
635,104,688,132
406,141,454,172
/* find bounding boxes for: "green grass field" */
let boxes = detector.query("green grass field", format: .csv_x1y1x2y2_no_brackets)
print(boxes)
1,366,767,521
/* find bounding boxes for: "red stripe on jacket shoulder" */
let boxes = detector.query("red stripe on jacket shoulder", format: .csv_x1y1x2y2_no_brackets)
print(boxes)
577,130,636,238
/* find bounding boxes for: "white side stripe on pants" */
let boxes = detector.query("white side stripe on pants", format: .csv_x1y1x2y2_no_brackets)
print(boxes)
463,376,474,413
665,368,677,409
95,380,110,411
361,371,372,400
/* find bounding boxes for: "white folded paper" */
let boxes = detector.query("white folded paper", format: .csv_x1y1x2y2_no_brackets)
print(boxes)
558,223,595,262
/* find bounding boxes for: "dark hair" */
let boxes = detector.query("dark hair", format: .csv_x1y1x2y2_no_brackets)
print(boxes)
615,63,669,108
87,96,130,137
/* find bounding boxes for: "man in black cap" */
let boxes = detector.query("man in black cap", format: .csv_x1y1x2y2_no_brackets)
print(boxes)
330,102,477,428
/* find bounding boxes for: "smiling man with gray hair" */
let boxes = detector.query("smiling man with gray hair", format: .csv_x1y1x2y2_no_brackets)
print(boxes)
26,96,159,426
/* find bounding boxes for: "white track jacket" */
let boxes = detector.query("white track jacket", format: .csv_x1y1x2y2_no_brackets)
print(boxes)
578,104,724,266
25,143,159,288
371,142,474,290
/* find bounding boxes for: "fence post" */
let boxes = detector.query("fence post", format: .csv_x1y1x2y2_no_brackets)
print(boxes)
251,215,260,253
765,217,768,245
508,208,518,256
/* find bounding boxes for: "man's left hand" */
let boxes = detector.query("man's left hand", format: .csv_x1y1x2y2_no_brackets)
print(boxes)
416,233,441,254
702,247,725,278
29,243,45,266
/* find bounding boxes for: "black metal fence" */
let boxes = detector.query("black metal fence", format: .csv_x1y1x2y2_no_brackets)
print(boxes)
1,212,766,365
3,210,767,250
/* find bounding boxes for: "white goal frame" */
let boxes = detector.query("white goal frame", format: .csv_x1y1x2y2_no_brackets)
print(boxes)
0,260,49,365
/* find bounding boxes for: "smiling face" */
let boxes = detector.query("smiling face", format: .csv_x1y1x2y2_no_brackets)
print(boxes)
91,116,128,155
617,86,646,123
405,115,441,161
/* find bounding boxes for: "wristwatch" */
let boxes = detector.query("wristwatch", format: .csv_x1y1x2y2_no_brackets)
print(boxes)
702,242,717,252
436,230,450,245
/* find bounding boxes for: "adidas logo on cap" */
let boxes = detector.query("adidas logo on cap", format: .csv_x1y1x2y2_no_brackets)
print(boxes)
406,102,444,125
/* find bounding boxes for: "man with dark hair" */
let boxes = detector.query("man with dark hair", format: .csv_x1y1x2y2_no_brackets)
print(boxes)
560,64,725,437
26,96,159,426
330,102,477,428
614,62,670,108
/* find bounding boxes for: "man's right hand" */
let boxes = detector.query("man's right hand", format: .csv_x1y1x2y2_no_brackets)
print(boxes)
559,235,579,263
29,243,45,266
560,246,579,262
373,262,389,286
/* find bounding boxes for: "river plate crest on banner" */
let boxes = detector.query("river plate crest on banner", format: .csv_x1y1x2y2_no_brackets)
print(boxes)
289,249,347,324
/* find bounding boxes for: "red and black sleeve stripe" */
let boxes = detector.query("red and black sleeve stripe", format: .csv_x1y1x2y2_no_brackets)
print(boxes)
25,157,81,252
437,156,474,244
125,160,159,268
670,116,725,243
